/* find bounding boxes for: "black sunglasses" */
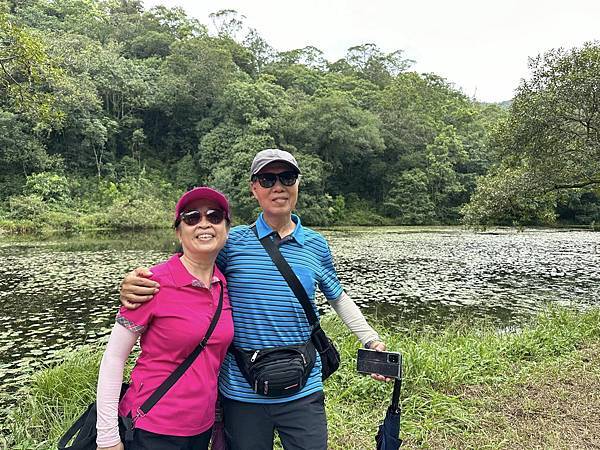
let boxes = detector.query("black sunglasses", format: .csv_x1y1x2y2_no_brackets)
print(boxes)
176,209,226,227
251,171,299,188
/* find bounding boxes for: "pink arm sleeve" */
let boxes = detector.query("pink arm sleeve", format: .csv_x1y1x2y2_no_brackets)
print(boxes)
96,323,138,448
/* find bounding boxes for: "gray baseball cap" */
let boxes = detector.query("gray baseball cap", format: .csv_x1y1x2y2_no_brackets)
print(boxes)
250,149,301,176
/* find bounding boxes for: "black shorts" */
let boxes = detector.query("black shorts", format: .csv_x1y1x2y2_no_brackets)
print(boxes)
129,427,212,450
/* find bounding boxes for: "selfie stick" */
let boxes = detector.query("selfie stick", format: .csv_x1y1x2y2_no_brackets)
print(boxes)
390,364,402,414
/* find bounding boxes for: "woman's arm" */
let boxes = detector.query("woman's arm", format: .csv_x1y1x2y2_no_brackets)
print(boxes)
96,323,138,448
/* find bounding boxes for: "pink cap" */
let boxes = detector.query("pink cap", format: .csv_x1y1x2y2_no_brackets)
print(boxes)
174,187,230,222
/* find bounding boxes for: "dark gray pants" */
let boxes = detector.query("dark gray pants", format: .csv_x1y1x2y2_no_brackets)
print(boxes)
222,391,327,450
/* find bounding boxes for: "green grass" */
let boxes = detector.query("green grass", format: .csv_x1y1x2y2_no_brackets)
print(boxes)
322,308,600,448
4,346,104,449
4,307,600,449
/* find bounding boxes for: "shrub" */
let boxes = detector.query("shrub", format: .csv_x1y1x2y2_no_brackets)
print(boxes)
8,194,48,220
103,196,171,229
24,172,71,204
42,210,81,231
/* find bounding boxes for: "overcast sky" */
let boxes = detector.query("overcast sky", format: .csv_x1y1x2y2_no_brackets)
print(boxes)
144,0,600,103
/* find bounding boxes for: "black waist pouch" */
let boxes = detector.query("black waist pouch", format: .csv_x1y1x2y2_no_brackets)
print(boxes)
230,341,316,397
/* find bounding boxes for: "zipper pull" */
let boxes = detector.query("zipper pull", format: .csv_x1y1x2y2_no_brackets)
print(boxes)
251,350,260,362
264,380,269,395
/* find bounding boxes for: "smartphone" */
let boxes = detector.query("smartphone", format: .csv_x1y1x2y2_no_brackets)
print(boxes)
356,348,402,379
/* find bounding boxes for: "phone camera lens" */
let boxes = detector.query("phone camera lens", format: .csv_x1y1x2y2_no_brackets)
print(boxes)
388,354,399,364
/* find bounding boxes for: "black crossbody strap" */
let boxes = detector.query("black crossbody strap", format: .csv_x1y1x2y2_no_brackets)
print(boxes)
138,279,224,415
251,225,319,326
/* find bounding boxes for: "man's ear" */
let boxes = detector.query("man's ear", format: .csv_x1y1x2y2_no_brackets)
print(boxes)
250,181,259,200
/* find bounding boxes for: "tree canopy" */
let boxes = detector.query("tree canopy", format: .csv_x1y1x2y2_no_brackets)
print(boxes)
464,43,600,226
2,0,596,231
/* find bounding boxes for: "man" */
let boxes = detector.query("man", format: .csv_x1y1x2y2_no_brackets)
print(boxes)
120,149,388,449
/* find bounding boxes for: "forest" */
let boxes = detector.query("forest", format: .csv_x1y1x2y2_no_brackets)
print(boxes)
1,0,599,230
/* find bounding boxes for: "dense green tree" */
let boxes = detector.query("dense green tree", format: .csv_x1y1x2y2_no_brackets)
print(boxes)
173,153,198,190
197,122,244,181
208,135,274,222
0,110,62,198
330,43,413,88
557,191,600,225
384,169,436,224
216,76,287,126
284,91,384,197
0,1,526,230
0,11,62,125
152,36,238,156
321,72,381,111
424,127,467,221
293,152,340,226
278,46,328,71
462,164,557,226
148,5,206,40
23,171,71,203
465,42,600,226
264,62,324,96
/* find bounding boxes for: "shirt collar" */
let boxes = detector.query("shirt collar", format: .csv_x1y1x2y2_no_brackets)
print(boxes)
255,212,305,246
167,254,225,288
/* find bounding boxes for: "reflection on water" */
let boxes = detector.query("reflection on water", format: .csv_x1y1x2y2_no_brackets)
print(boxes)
1,227,599,424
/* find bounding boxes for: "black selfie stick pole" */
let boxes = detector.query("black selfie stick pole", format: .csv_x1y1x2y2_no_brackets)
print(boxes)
391,375,402,413
390,357,403,413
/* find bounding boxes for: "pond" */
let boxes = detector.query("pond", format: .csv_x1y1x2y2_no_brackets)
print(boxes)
1,227,599,428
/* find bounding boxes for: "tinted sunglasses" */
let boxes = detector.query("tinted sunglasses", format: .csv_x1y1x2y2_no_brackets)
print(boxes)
251,171,299,188
176,209,226,227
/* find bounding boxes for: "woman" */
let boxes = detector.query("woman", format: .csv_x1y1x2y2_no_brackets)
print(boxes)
96,187,234,450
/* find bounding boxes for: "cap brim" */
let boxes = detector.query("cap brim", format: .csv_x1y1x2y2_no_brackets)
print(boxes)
175,187,230,221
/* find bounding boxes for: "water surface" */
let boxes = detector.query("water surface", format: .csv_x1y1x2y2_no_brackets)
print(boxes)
1,227,599,425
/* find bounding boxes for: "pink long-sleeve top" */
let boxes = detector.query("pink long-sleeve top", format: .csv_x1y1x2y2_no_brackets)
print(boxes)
96,254,234,447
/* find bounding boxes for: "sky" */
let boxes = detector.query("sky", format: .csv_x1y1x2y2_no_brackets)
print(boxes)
143,0,600,103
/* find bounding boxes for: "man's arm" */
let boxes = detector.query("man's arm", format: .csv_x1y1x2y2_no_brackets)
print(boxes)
328,292,391,382
120,267,160,310
316,237,391,380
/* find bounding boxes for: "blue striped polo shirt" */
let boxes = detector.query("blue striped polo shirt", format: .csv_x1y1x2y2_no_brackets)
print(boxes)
216,213,344,403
